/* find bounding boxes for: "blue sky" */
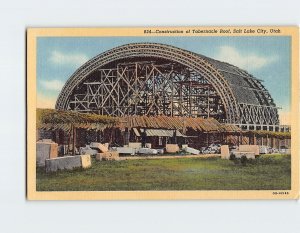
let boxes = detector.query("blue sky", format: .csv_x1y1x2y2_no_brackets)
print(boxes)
37,36,291,123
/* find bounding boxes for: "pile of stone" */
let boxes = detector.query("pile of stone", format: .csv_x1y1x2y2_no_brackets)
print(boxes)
80,142,109,156
113,143,159,155
36,139,92,172
37,140,122,172
90,142,120,161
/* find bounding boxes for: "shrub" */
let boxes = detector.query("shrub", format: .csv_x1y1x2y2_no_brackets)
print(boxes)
229,153,236,161
240,155,248,166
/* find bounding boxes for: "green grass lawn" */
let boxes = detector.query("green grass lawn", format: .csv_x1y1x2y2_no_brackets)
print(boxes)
36,154,291,191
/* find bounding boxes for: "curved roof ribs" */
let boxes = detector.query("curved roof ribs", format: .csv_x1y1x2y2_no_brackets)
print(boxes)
56,43,279,129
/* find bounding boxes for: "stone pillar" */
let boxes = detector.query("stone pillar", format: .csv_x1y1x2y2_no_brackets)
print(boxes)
220,145,230,159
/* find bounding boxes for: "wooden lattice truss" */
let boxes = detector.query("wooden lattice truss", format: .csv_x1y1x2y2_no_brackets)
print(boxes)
68,62,226,121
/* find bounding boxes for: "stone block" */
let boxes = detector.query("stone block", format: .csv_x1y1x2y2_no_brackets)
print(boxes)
96,151,119,161
221,145,230,159
90,142,108,152
156,148,164,154
239,145,259,155
259,146,268,154
116,147,135,155
182,144,188,149
80,147,98,156
45,154,92,172
128,142,142,149
45,156,81,172
166,144,180,153
137,148,158,154
36,142,58,167
81,154,92,168
285,149,291,154
185,147,200,155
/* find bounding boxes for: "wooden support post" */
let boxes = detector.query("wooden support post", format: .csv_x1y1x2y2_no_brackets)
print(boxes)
55,130,59,144
128,127,131,143
97,130,100,142
284,138,287,148
67,126,72,155
72,125,76,155
206,133,209,147
272,137,276,148
109,128,113,144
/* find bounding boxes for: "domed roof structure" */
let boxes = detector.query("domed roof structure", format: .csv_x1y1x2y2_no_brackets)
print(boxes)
56,43,279,131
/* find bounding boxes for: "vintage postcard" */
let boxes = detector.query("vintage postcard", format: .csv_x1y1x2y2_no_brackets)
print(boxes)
27,27,299,200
